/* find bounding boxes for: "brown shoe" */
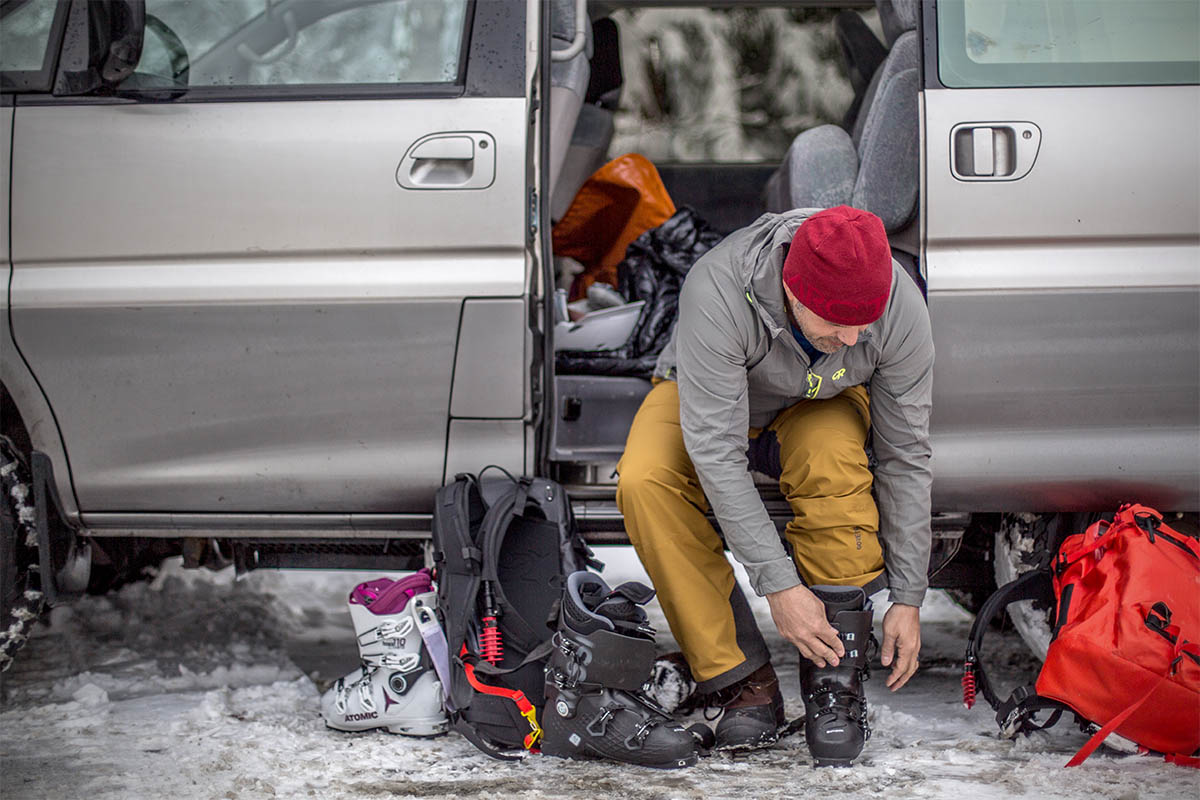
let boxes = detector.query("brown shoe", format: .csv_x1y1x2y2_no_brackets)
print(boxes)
712,662,785,749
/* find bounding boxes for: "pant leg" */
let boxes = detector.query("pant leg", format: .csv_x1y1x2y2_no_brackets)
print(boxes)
768,385,886,589
616,380,770,692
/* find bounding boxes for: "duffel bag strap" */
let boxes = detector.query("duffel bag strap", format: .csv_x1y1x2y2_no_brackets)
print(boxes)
963,568,1053,711
1058,520,1121,569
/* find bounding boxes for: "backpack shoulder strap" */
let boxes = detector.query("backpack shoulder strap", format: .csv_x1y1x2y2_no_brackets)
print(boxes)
527,476,604,573
964,568,1076,738
477,477,529,583
431,474,487,709
994,683,1069,739
452,719,524,762
473,478,544,650
963,568,1053,711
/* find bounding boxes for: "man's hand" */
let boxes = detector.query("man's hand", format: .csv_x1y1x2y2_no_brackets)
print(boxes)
766,584,844,667
880,602,921,691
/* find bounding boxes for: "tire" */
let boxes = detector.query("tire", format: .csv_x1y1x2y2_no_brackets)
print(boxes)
1,438,44,673
993,513,1059,661
994,512,1110,661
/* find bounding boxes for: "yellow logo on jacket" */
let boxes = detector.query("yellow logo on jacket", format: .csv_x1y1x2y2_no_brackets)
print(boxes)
805,372,823,399
832,368,846,381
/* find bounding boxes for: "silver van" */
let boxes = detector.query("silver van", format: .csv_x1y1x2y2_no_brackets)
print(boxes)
2,0,1197,661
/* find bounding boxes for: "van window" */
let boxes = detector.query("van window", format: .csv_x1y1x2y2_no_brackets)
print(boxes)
937,0,1200,88
134,0,469,90
610,6,860,164
0,0,58,73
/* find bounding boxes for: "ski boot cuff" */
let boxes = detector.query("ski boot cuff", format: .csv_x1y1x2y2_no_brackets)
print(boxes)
557,571,658,691
811,585,870,617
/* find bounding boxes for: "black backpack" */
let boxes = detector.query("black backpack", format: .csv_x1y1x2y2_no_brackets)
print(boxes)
431,469,597,758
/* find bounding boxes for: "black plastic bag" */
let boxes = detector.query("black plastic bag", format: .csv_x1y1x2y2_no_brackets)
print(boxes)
556,208,723,377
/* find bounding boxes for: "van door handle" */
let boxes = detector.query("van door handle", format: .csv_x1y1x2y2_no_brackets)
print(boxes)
397,132,496,191
950,122,1042,181
411,136,474,161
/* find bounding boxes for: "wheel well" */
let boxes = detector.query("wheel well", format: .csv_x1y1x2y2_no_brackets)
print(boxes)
1,385,33,463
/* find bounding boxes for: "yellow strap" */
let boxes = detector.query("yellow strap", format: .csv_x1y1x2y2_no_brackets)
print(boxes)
521,706,543,749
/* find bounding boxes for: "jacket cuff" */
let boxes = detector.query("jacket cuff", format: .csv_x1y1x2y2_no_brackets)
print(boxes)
887,586,927,607
748,557,802,597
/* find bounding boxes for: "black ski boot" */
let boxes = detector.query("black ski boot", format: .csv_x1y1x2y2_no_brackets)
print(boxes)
542,571,700,769
799,585,873,767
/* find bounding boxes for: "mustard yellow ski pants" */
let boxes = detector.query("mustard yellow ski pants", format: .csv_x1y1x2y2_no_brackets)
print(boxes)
616,380,885,691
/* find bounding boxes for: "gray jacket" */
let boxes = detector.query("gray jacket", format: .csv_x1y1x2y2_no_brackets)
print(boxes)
655,209,934,606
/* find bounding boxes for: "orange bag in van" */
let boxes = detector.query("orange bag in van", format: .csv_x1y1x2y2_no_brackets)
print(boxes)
552,154,675,300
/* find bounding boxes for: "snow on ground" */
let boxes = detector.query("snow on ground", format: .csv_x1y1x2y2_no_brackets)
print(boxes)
1,547,1194,800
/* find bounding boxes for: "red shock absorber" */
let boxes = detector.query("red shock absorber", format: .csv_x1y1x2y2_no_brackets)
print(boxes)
479,582,504,665
961,658,977,709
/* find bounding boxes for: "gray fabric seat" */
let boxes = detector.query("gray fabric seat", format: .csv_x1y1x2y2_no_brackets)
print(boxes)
551,103,616,219
765,0,920,234
549,0,592,208
549,4,623,221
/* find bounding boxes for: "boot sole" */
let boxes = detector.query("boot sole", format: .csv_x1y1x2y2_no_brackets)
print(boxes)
715,718,782,751
324,716,449,737
541,740,698,769
387,718,450,737
715,731,779,752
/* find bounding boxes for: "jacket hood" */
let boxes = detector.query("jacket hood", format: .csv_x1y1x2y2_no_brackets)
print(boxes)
735,209,820,337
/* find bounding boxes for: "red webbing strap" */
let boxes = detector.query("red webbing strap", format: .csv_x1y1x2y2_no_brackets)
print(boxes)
462,660,543,750
1060,520,1120,567
1065,682,1158,767
1066,638,1200,768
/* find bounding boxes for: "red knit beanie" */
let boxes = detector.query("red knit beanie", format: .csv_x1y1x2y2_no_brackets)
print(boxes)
782,206,892,326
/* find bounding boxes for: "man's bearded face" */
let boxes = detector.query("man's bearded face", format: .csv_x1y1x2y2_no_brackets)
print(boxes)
782,280,870,354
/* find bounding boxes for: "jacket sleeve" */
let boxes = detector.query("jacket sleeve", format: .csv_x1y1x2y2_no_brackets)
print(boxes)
673,265,801,597
869,279,935,607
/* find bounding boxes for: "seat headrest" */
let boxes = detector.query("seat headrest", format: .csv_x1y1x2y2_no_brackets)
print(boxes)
877,0,920,45
551,0,593,60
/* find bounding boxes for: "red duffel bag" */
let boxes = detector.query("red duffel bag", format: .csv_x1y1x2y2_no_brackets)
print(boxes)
964,504,1200,767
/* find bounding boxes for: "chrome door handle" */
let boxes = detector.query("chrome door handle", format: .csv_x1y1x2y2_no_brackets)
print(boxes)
951,122,1041,181
397,132,496,190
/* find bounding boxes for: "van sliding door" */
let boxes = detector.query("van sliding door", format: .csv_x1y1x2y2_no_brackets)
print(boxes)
924,0,1200,511
9,0,530,516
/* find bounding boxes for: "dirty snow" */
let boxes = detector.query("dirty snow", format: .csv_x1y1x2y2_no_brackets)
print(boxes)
1,548,1193,800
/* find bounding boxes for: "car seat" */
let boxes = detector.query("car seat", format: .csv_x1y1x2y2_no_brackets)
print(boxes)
549,0,594,213
552,16,622,220
765,0,920,242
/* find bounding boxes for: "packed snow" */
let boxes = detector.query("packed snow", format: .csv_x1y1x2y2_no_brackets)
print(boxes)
1,547,1193,800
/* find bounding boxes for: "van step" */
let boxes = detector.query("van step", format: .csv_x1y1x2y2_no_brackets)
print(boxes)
229,539,428,572
573,493,968,541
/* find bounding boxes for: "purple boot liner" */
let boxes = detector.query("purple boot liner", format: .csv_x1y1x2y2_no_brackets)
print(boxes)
349,568,434,615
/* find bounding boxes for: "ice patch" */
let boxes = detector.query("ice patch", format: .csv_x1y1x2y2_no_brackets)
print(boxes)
71,683,109,707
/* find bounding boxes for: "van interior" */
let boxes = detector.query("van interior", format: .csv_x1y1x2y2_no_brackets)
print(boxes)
542,1,923,532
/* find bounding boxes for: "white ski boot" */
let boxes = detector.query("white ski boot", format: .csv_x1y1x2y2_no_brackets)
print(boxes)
321,571,448,736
